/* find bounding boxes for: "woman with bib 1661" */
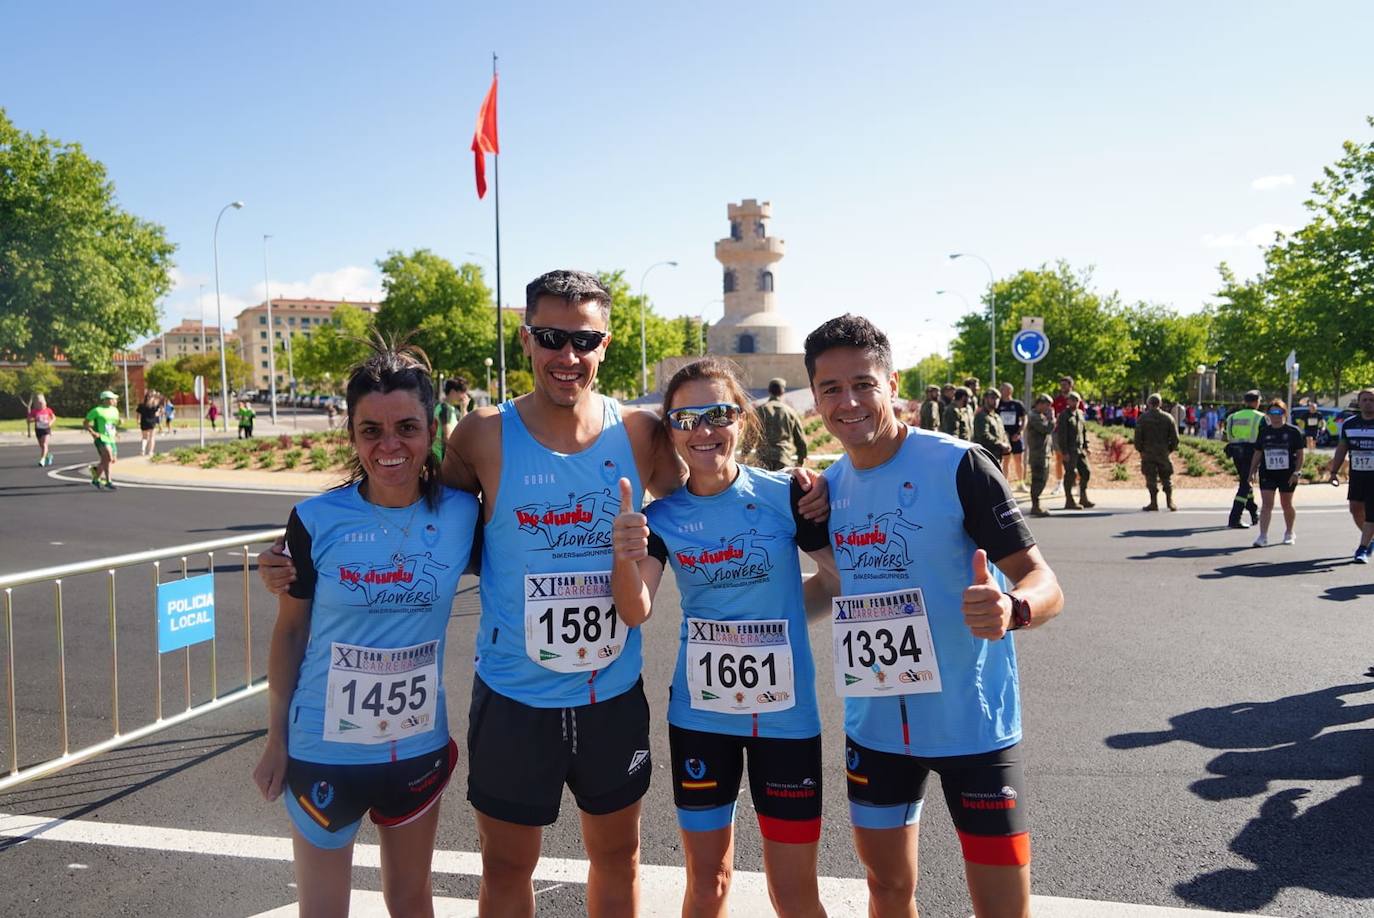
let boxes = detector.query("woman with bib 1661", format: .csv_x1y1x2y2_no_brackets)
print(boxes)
252,343,478,918
611,357,840,917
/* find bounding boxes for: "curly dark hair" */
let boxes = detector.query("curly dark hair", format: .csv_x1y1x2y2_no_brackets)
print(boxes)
803,313,892,382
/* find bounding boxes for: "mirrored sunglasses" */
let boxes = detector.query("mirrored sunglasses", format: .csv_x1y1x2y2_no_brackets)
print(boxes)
666,403,744,431
1268,408,1285,416
524,325,608,353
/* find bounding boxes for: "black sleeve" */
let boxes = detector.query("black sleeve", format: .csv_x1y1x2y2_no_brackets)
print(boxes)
647,530,668,568
789,478,830,552
956,448,1036,563
285,508,317,600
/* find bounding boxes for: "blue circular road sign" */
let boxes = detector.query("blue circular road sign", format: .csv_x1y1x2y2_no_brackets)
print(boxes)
1012,329,1049,364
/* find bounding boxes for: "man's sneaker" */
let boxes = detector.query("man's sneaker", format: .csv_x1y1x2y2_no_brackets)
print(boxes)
103,481,117,491
89,466,101,487
44,455,54,466
1281,532,1295,545
1355,545,1370,565
1228,519,1250,530
1252,533,1268,548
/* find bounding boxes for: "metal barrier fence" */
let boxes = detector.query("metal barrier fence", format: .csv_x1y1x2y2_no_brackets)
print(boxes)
0,528,284,793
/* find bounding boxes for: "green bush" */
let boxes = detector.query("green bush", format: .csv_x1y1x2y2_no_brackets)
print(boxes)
282,449,303,469
233,454,250,469
309,447,330,471
172,447,199,465
1112,463,1129,481
256,450,276,469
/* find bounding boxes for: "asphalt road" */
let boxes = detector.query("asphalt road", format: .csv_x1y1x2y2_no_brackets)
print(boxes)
1,439,1372,917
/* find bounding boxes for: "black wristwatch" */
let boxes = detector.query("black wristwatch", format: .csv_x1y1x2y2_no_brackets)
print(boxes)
1007,593,1032,631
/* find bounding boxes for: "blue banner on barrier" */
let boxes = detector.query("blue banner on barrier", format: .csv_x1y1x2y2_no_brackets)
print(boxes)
157,574,216,653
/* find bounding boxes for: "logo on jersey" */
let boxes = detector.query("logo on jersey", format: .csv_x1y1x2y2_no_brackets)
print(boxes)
421,523,441,548
898,480,917,507
600,459,620,485
831,510,923,572
311,781,335,809
514,489,617,551
673,531,775,583
337,552,449,606
742,501,762,525
993,498,1023,530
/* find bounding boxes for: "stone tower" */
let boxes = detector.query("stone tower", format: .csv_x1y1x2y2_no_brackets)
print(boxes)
707,199,797,355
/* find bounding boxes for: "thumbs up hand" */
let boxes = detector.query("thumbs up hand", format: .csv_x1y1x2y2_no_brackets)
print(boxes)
612,477,650,563
962,549,1012,640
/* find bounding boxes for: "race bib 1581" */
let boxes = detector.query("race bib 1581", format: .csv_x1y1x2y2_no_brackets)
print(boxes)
524,571,624,673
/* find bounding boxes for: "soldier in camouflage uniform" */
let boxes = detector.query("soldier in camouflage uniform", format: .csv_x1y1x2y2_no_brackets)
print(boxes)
940,386,974,440
1025,393,1055,517
918,385,941,431
972,389,1012,470
752,377,808,471
1053,391,1095,510
1133,393,1180,511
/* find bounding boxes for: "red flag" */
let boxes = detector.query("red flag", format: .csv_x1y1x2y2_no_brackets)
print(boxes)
471,75,499,199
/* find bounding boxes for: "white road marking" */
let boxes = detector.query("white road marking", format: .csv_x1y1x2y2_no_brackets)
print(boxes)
47,464,315,496
0,812,1284,917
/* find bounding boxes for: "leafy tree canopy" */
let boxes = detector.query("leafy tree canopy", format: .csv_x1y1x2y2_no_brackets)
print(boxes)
375,251,497,382
0,109,175,371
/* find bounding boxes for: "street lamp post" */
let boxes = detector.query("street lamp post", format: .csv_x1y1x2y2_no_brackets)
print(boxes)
484,357,493,403
1197,364,1207,409
639,260,678,396
263,235,278,425
948,253,997,388
213,201,244,431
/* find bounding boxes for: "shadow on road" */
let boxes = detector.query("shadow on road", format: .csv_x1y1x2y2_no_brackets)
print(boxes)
1198,557,1345,580
0,729,263,854
1128,545,1247,560
1114,525,1229,539
1105,678,1374,910
1321,582,1374,603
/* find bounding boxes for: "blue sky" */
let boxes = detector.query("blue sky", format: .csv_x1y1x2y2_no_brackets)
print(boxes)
5,1,1371,366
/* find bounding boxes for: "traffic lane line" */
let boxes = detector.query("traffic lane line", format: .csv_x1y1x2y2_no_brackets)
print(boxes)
0,811,1288,917
47,463,316,496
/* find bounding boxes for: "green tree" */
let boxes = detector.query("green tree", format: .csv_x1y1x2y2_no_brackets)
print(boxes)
375,252,497,381
949,262,1135,398
597,270,680,396
281,303,376,390
176,351,251,397
145,360,194,399
0,109,175,371
898,353,952,399
1121,304,1212,401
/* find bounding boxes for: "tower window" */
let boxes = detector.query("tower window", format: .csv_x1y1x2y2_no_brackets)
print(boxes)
754,221,766,238
723,270,736,294
759,270,774,292
737,334,755,354
730,221,742,241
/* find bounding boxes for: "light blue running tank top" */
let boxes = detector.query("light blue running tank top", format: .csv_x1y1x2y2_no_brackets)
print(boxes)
478,396,645,707
647,466,821,739
288,483,478,765
824,427,1020,758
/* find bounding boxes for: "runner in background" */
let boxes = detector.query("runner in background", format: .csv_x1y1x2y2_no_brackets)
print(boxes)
252,343,479,917
1247,399,1305,547
82,390,120,490
29,393,55,467
1301,398,1322,450
431,377,471,462
163,397,176,433
611,356,837,918
1327,388,1374,563
804,314,1063,918
207,400,221,431
137,390,163,456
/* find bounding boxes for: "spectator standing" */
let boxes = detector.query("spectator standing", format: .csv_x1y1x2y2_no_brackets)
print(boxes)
1053,391,1094,509
236,400,256,439
973,389,1012,471
1301,398,1322,449
1133,394,1179,511
206,400,220,431
1025,394,1054,517
163,398,175,433
752,377,808,471
918,384,941,431
940,386,974,440
1222,390,1264,529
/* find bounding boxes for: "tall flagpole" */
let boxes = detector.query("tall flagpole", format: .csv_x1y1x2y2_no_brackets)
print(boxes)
492,52,506,403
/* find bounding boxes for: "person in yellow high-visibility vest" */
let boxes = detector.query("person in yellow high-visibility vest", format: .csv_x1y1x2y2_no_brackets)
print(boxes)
1223,389,1264,528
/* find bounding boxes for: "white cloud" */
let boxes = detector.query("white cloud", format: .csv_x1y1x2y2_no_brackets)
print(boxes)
1250,174,1294,191
249,265,384,304
1200,223,1295,249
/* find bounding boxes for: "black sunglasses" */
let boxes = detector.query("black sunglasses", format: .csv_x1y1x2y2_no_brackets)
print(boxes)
524,325,608,353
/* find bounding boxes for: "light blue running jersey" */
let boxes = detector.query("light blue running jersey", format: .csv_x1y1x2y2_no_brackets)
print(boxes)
824,427,1021,758
647,466,823,739
477,396,644,707
285,483,478,765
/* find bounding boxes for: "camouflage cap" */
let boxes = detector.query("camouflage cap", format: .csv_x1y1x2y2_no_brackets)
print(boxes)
1067,390,1082,401
1034,392,1052,405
